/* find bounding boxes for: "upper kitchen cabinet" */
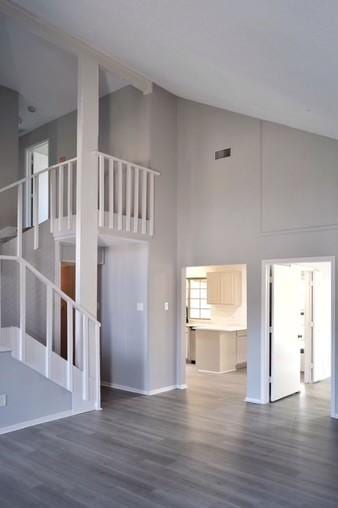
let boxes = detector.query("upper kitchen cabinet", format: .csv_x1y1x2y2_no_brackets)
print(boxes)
207,271,242,305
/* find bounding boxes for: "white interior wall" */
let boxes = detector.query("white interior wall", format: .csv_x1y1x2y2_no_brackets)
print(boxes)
100,241,148,392
177,98,338,411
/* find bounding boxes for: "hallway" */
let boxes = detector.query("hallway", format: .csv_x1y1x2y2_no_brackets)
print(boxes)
0,369,336,507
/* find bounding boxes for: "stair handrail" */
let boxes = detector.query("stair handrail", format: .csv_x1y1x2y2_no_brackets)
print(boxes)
0,157,78,195
0,254,101,409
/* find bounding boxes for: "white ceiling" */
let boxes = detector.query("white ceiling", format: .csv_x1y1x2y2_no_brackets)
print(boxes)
9,0,338,140
0,13,128,134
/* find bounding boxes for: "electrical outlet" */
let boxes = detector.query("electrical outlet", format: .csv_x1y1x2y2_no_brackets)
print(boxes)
137,302,144,312
164,302,169,311
0,394,7,407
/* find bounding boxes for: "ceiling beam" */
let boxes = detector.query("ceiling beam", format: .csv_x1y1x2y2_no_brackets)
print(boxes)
0,0,153,94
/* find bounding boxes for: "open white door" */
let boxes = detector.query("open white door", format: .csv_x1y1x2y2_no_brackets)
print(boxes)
270,264,301,401
312,264,331,382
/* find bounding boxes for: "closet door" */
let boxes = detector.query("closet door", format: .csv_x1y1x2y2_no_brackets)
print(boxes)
312,266,331,382
270,265,301,402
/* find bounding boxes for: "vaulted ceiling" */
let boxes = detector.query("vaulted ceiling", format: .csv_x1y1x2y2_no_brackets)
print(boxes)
6,0,338,139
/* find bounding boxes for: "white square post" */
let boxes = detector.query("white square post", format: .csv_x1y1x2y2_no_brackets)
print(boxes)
76,56,99,316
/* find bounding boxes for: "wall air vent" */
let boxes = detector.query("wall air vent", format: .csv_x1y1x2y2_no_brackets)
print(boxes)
215,148,231,160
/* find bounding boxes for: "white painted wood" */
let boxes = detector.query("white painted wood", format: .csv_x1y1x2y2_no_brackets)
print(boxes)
312,264,331,382
207,271,241,305
95,324,101,409
141,170,147,235
58,163,64,231
108,158,114,228
19,263,26,362
270,264,301,402
117,161,123,231
98,154,105,227
133,167,139,233
50,169,56,233
149,172,155,236
33,175,39,249
16,183,23,257
67,162,72,230
67,301,73,391
76,56,99,317
46,285,53,378
126,164,132,232
82,315,89,400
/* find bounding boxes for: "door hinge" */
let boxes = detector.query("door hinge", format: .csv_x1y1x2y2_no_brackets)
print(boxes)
268,376,272,383
309,321,314,328
269,276,273,283
269,326,273,333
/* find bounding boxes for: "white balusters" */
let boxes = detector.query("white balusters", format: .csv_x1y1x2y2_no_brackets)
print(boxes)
17,183,23,257
149,173,155,236
82,315,89,400
98,154,105,227
117,161,123,231
133,167,139,233
94,323,101,410
67,162,73,230
109,158,115,228
50,169,56,233
46,286,53,378
67,301,73,391
19,263,26,362
58,163,64,231
141,170,147,235
33,175,39,249
126,164,132,232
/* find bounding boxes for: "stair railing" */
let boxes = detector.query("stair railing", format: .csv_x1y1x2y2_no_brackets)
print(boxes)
0,254,101,409
0,157,77,253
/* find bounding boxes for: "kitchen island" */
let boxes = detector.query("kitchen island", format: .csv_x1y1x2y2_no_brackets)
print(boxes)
189,326,247,373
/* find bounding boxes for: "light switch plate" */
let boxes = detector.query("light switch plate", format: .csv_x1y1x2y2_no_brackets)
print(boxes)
137,302,144,312
0,394,7,407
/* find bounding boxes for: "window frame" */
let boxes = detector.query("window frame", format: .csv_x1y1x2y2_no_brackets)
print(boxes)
187,277,211,321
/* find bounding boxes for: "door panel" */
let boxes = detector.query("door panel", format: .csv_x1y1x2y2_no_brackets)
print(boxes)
312,265,331,382
270,265,301,402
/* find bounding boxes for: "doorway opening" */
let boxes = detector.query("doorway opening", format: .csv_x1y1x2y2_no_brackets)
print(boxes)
261,257,335,416
25,140,49,226
181,264,248,398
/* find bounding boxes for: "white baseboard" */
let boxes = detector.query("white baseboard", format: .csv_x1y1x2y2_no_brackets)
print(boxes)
198,368,236,374
102,381,186,396
0,407,94,436
245,397,266,404
101,381,148,395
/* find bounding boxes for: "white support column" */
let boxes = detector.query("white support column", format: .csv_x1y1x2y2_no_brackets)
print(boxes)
76,56,99,318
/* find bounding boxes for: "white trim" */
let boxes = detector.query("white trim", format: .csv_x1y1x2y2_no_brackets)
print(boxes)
0,0,152,94
198,369,236,374
147,385,177,395
101,381,185,396
261,256,336,418
245,397,266,404
25,139,49,228
0,406,94,436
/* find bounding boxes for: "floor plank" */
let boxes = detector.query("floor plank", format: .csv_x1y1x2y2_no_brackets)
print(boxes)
0,366,337,507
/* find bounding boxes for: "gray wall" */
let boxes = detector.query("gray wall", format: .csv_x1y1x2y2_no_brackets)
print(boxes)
0,86,19,229
100,242,148,390
177,98,338,406
0,350,71,428
1,221,56,344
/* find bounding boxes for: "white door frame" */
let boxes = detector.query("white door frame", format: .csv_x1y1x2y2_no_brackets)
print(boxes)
261,256,336,417
25,139,49,227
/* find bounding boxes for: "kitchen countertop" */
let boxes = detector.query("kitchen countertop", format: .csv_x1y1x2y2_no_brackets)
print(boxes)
186,324,246,332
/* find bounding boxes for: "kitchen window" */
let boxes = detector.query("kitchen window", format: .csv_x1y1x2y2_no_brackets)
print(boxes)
187,278,211,320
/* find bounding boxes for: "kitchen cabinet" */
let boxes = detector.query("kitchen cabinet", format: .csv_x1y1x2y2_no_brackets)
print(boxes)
207,271,242,306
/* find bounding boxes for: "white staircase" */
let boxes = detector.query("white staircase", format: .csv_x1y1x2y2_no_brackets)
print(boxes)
0,255,101,413
0,151,159,421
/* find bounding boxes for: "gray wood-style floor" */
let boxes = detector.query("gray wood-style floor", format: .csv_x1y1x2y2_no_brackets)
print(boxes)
0,366,337,507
